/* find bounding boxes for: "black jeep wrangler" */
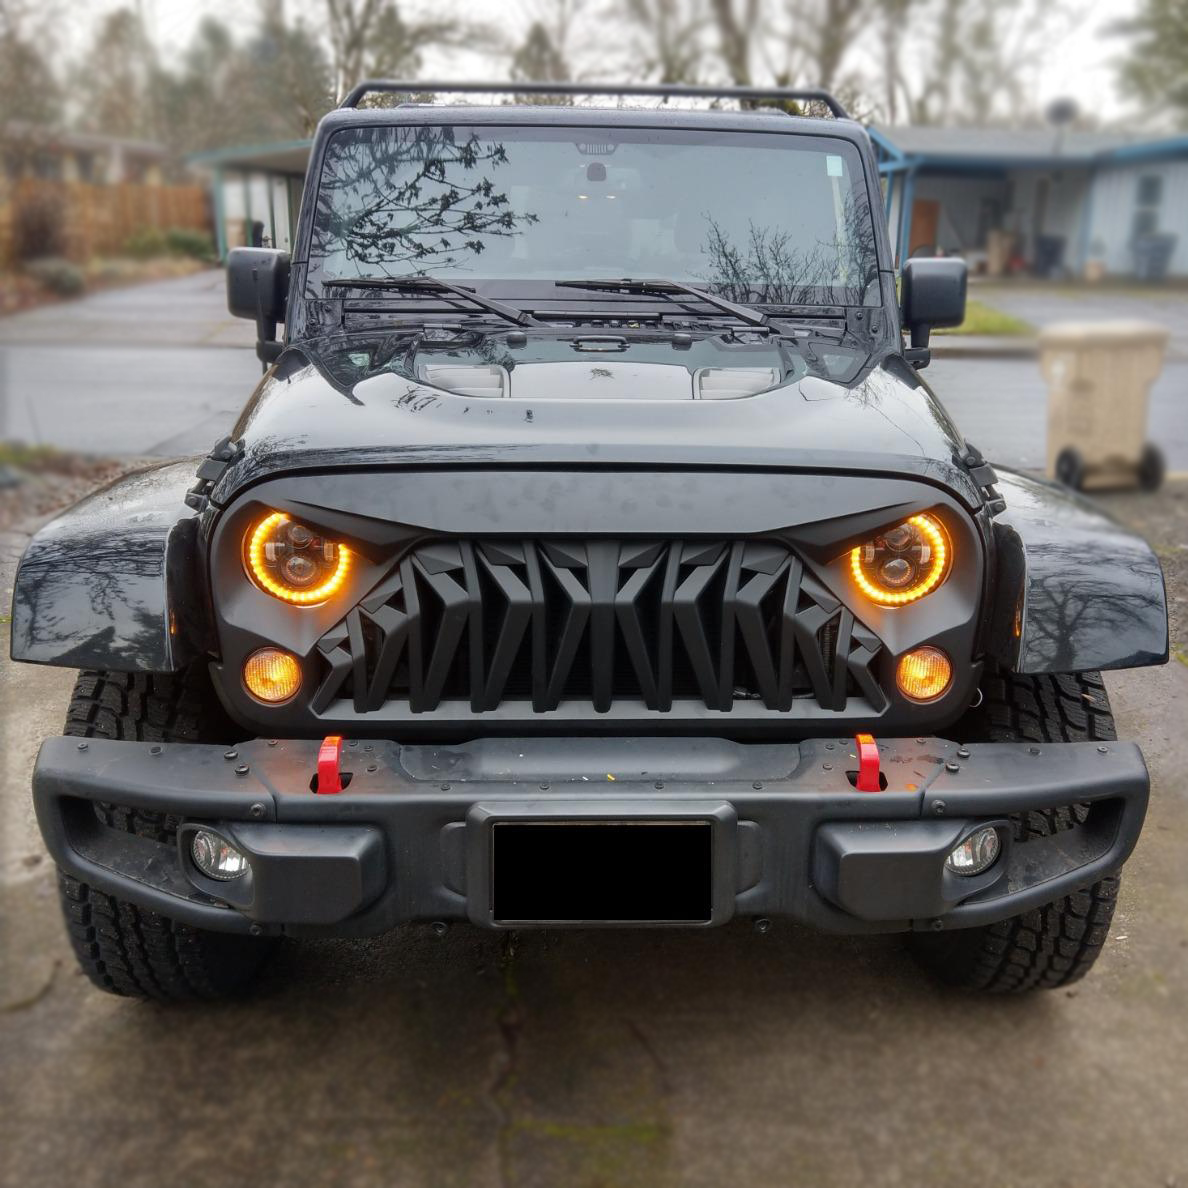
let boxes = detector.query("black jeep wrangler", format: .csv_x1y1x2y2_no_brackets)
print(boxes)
11,82,1168,1000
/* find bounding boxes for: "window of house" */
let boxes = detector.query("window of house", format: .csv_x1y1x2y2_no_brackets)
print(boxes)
1133,174,1163,238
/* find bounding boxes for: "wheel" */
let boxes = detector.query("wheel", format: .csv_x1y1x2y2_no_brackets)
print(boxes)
909,666,1122,993
56,667,275,1001
1054,446,1085,490
1139,442,1165,492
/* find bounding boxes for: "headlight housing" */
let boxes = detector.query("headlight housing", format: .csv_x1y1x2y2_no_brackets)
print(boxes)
244,511,352,605
850,513,950,607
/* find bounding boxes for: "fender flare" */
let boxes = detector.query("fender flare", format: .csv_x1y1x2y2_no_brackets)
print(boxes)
988,468,1168,674
9,461,210,672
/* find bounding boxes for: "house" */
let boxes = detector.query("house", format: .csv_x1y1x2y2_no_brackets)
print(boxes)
193,121,1188,281
872,124,1188,279
2,124,172,188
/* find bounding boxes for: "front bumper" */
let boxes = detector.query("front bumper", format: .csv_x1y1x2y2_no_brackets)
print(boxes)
33,734,1149,938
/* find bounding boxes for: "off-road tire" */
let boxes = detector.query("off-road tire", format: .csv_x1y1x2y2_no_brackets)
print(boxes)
56,667,274,1001
909,667,1122,993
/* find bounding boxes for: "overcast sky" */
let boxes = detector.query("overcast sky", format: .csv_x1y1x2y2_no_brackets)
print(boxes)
70,0,1141,125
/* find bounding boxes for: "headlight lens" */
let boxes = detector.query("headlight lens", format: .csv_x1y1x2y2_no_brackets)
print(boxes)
850,513,950,606
244,511,352,605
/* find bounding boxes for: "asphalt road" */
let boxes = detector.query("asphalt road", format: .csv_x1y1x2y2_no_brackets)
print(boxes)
2,275,1188,1186
0,270,1185,473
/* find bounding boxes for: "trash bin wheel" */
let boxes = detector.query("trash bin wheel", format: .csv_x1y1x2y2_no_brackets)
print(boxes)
1139,443,1165,492
1054,447,1085,490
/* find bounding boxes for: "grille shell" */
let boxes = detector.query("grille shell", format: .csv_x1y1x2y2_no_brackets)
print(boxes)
312,538,886,719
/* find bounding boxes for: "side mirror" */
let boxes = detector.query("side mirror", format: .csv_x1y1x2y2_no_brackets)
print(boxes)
227,247,290,369
900,257,967,368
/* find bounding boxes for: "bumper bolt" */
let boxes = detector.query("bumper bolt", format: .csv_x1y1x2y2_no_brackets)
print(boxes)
945,761,960,773
432,921,449,938
224,750,238,761
753,781,763,790
1029,746,1041,755
249,802,266,819
540,782,550,791
150,745,162,755
440,783,451,792
754,917,772,934
822,762,833,771
367,763,378,773
1097,745,1109,754
929,918,945,931
655,781,664,790
249,924,263,936
77,741,88,751
235,764,249,776
932,799,947,815
267,739,278,747
956,748,970,759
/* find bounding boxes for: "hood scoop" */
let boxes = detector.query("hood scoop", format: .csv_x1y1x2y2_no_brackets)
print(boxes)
417,360,781,401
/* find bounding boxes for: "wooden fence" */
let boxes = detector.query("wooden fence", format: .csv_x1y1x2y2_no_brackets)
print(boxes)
0,179,211,269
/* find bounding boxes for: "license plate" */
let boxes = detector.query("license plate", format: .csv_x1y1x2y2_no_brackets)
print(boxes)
491,820,713,924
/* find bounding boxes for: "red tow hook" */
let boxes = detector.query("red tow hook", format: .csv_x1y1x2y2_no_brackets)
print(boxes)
854,733,882,792
317,735,345,795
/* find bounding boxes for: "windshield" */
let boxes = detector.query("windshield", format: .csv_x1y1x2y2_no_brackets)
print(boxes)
307,124,880,307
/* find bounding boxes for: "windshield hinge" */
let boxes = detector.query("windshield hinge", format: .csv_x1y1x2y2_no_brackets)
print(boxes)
184,435,243,512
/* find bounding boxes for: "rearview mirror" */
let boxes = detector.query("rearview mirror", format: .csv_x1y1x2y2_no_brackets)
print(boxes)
227,247,290,368
900,258,967,368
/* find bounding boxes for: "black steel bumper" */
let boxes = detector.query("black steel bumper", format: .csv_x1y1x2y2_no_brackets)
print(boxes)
33,734,1149,938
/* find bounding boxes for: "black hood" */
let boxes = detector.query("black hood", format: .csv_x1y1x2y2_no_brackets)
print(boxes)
212,341,979,509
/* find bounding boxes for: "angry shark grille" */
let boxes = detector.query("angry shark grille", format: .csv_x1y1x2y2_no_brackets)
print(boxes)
311,538,885,716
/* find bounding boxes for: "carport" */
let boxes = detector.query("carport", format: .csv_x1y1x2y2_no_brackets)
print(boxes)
188,140,312,261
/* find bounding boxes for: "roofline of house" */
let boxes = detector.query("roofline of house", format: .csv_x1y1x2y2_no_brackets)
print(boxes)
872,124,1188,172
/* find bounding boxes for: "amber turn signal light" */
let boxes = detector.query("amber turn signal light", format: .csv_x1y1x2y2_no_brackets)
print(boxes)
243,647,301,704
896,646,953,702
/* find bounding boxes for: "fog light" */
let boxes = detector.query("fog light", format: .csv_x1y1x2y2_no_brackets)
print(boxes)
243,647,301,703
896,646,953,701
191,829,249,881
945,826,1001,876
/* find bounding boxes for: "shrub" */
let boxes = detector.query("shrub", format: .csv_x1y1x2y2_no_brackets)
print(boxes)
12,192,67,261
24,257,86,297
123,226,168,259
164,227,216,261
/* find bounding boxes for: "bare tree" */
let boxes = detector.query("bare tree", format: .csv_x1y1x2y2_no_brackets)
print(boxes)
616,0,709,84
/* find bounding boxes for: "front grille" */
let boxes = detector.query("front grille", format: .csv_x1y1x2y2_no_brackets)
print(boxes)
312,538,885,716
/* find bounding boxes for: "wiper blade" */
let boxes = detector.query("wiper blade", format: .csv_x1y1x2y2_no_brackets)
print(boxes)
323,275,541,326
554,277,769,328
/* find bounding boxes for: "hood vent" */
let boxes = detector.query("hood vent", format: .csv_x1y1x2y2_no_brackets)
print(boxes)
695,367,780,400
419,363,508,398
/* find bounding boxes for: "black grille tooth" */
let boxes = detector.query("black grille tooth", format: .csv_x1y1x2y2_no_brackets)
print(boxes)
539,552,592,709
315,537,885,718
673,548,729,709
615,551,666,707
476,550,533,709
415,562,469,710
586,541,621,712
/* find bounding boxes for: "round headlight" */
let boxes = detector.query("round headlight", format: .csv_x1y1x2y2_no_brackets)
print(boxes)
850,513,950,607
244,512,352,605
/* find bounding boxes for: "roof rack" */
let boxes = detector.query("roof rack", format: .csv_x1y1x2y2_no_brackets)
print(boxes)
338,80,850,120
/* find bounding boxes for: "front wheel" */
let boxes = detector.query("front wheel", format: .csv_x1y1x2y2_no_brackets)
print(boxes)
57,668,275,1001
909,668,1123,993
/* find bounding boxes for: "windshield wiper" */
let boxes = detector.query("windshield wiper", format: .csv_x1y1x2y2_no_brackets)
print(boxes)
553,277,769,328
323,276,542,326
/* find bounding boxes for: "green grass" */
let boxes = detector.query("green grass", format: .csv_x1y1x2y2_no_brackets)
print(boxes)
935,299,1034,337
